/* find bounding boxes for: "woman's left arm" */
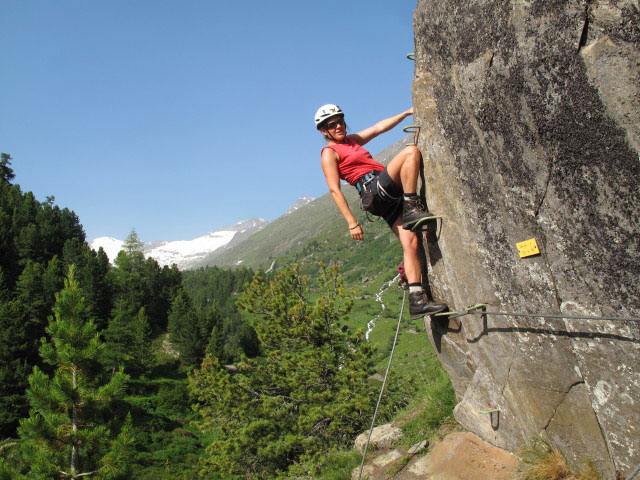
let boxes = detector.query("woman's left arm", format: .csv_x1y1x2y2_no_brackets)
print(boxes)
350,107,413,146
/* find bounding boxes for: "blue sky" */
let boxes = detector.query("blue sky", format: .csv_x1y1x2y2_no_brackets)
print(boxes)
1,0,418,241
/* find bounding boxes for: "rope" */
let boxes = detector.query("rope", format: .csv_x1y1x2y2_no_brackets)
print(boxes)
357,288,407,480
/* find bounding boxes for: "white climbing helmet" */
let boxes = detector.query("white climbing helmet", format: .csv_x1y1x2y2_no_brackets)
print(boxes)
314,104,344,129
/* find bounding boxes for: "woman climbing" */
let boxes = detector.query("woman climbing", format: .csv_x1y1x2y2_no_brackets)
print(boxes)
316,104,446,319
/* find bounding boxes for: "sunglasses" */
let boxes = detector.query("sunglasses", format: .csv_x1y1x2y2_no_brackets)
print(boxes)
325,118,345,130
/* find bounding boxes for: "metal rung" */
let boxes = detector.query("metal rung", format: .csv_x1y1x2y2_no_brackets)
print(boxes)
407,53,415,60
403,124,420,148
478,408,500,414
465,304,487,312
411,215,443,232
412,215,443,223
434,310,468,319
434,310,459,317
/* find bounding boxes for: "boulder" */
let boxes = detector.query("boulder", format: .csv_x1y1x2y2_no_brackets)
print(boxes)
352,449,405,480
354,423,403,454
403,431,518,480
412,1,639,478
408,439,429,455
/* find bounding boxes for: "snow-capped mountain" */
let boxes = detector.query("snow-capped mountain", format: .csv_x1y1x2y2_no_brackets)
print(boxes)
90,218,268,270
285,196,314,215
90,236,126,264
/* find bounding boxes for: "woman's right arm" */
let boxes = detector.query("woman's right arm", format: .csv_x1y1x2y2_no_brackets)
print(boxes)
321,149,364,241
350,107,413,146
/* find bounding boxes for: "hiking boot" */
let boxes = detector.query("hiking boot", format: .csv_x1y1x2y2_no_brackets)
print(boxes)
402,196,435,230
409,290,446,319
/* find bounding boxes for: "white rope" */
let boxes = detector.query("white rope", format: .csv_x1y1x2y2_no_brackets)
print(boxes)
357,289,407,480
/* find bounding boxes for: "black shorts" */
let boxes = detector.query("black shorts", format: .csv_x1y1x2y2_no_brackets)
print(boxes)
358,167,403,228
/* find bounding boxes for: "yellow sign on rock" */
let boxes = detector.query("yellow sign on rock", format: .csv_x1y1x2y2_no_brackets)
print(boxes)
516,238,540,258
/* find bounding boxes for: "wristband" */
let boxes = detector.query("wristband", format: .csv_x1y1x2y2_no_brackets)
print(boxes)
349,223,360,230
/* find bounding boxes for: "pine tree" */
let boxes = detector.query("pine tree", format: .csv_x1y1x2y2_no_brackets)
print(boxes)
102,298,137,373
130,306,154,375
122,228,143,254
17,266,133,479
189,264,377,478
15,260,47,325
204,305,224,364
167,289,201,367
181,265,258,362
109,247,181,333
0,299,33,436
0,153,15,184
0,262,53,436
42,255,65,307
62,239,112,328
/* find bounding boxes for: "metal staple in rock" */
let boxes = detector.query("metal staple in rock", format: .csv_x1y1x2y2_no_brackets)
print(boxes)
357,288,407,480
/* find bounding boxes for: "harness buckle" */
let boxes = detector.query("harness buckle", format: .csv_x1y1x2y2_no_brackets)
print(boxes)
356,171,378,194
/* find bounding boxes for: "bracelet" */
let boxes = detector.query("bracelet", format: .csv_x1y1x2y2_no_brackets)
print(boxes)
349,223,360,230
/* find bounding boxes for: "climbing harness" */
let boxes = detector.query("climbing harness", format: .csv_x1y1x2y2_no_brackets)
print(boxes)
434,303,640,323
357,288,407,480
355,172,378,195
355,171,384,223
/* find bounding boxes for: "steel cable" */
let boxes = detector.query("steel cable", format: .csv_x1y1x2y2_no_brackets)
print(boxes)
357,288,407,480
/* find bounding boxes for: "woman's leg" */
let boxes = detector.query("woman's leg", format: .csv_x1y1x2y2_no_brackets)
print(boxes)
391,216,446,317
385,145,422,194
385,145,433,230
391,217,421,283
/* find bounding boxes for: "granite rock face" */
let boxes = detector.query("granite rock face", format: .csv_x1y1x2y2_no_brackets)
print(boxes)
411,1,639,477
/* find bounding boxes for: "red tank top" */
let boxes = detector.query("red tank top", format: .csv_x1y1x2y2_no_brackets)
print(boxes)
322,138,384,185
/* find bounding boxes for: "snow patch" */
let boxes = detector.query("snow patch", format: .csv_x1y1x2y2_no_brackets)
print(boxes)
145,230,237,268
285,196,314,215
89,237,124,263
89,218,268,270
